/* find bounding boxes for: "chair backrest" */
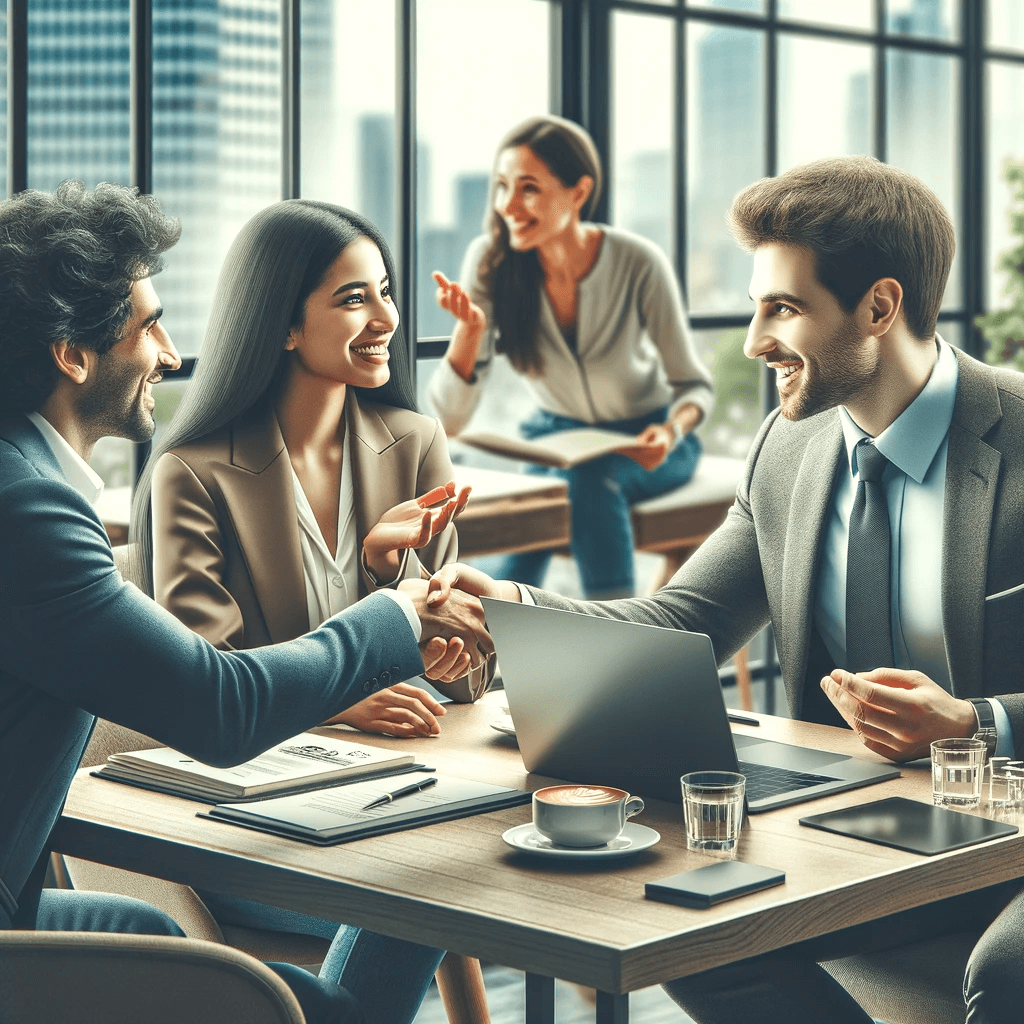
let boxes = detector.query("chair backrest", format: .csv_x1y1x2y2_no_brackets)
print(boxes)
80,716,158,768
0,930,306,1024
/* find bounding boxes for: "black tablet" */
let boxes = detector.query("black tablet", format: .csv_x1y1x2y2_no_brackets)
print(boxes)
800,796,1018,855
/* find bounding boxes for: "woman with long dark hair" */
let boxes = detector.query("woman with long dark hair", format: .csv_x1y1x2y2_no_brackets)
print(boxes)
129,199,489,1023
431,115,715,598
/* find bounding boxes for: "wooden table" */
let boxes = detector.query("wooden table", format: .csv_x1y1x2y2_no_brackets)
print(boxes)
53,693,1024,1023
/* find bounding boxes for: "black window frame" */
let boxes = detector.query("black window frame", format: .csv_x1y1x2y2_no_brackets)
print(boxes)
4,0,1022,441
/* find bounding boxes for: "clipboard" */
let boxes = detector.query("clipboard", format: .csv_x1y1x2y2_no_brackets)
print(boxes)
198,773,530,845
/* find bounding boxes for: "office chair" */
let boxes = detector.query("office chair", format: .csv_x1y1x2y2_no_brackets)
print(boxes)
0,930,307,1024
822,933,975,1024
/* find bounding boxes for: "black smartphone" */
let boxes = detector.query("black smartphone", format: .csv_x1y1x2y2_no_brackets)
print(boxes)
645,861,785,909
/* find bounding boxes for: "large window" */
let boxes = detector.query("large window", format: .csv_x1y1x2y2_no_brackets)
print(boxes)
602,0,990,459
2,0,1019,472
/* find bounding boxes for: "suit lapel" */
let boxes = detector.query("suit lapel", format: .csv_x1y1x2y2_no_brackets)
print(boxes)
779,417,845,717
349,396,429,595
942,354,1003,696
348,394,398,553
212,407,308,643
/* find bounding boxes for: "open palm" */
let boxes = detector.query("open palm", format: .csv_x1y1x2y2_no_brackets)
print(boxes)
363,481,471,582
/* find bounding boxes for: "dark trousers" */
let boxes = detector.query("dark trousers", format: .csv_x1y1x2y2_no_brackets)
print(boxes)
662,881,1023,1024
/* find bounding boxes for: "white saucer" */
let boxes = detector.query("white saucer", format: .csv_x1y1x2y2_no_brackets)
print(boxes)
501,822,660,859
489,718,517,736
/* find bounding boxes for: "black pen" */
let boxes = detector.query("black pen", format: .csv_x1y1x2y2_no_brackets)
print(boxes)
362,776,438,810
727,712,760,727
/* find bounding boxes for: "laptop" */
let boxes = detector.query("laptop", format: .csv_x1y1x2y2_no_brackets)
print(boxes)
481,598,900,811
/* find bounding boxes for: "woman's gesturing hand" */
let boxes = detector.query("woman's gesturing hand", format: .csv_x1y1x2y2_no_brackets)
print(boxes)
323,682,447,737
363,481,471,583
433,271,487,329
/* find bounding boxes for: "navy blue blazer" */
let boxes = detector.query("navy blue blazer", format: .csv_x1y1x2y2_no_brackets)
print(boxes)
0,414,423,928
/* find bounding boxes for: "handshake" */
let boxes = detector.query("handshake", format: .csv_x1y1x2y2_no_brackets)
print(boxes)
397,564,522,682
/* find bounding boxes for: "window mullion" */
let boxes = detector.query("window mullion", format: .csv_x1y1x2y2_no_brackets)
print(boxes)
396,0,417,380
282,0,300,200
6,0,28,196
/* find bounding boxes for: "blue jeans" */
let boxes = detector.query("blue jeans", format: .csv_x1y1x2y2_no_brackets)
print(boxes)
29,888,363,1024
199,891,444,1024
497,407,703,597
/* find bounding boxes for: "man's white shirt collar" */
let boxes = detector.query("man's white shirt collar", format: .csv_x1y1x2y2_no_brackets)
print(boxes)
27,412,105,507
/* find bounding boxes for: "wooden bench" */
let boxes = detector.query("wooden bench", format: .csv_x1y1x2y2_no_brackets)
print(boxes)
100,461,749,706
451,465,570,558
630,454,746,583
454,457,752,708
97,470,571,559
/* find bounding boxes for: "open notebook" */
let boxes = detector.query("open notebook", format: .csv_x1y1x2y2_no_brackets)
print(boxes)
93,732,417,802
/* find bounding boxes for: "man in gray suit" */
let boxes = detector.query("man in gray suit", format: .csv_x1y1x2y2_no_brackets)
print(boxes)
434,156,1022,1023
0,180,490,1024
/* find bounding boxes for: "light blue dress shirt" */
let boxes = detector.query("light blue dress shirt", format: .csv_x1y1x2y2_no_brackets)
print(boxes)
814,338,1014,756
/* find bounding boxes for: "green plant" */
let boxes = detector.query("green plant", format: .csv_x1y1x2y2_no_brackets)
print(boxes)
976,160,1024,370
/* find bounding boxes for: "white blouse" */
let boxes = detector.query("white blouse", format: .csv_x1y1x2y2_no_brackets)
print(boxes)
290,420,360,633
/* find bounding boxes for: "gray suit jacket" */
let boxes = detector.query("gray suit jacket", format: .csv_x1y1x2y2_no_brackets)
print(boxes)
532,349,1024,743
0,414,423,929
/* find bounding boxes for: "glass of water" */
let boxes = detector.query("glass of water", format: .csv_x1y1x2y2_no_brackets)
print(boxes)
931,738,988,808
986,758,1024,813
681,771,746,855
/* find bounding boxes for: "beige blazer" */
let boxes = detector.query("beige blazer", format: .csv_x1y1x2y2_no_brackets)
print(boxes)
152,394,490,702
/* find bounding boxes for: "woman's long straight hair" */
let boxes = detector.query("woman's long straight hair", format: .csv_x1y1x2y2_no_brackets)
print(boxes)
129,199,417,596
480,115,602,375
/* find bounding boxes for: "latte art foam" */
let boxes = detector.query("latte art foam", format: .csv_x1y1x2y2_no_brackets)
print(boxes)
536,785,623,806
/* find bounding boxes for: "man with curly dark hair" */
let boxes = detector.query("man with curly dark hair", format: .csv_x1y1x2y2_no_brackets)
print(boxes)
0,182,493,1024
0,180,181,420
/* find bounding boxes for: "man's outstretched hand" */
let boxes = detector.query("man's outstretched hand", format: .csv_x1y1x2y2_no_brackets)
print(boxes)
820,667,978,762
398,576,495,679
425,563,522,608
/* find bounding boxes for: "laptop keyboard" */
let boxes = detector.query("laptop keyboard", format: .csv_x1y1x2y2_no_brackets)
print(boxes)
738,761,837,802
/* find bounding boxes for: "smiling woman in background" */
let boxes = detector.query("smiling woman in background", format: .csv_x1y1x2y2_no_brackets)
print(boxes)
129,199,491,1024
431,115,715,599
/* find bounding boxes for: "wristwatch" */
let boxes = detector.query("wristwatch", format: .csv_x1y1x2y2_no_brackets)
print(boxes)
967,697,998,760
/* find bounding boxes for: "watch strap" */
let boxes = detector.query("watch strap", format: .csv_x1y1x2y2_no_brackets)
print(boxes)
967,697,998,759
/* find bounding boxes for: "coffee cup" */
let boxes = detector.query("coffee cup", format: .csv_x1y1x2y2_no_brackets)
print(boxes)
532,785,644,848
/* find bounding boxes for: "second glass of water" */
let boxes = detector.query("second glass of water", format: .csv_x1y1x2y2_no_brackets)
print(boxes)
931,738,987,808
682,771,746,855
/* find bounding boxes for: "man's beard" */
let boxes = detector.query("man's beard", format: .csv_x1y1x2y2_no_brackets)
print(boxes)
79,352,156,443
780,316,879,422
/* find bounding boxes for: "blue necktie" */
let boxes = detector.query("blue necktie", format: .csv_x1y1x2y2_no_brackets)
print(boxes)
846,442,893,673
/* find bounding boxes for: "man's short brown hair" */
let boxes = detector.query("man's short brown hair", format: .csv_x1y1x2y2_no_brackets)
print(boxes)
729,156,954,341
